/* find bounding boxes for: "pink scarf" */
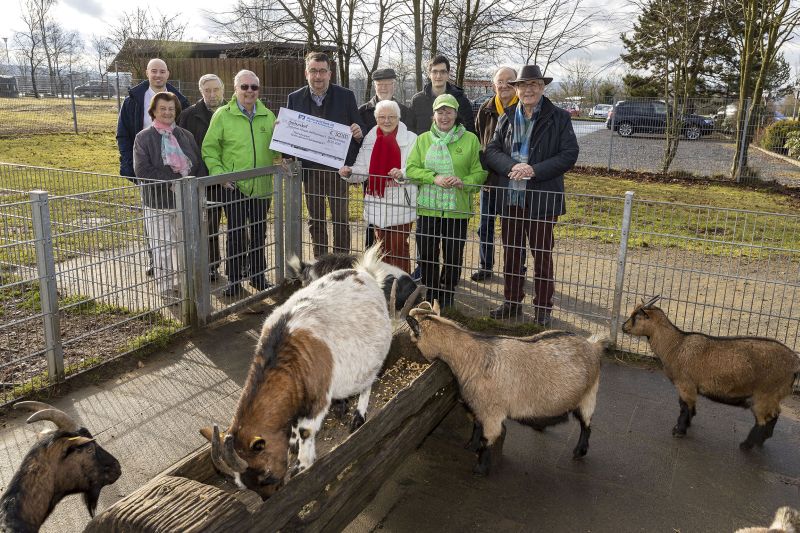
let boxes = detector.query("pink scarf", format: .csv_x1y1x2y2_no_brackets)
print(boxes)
153,120,192,177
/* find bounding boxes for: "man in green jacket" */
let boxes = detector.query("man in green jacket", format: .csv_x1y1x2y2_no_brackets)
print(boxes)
202,70,278,297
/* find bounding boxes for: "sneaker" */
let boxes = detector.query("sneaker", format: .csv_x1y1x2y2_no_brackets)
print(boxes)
535,313,553,327
223,283,243,297
489,302,521,320
470,269,492,282
410,265,422,282
250,276,274,291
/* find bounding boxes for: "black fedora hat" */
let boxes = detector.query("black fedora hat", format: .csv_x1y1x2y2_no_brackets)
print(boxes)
509,65,553,86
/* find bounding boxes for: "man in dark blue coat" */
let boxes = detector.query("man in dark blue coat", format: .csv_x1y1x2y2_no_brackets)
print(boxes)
116,58,189,276
287,51,364,258
485,65,579,325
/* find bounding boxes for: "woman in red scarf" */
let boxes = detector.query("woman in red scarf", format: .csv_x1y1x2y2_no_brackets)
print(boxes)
339,100,418,272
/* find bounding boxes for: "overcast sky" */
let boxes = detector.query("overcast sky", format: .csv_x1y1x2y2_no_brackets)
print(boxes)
1,0,797,82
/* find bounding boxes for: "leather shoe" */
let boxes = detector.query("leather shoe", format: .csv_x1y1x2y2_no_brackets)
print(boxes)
489,302,521,319
535,313,553,327
251,276,274,291
470,270,492,282
223,283,243,297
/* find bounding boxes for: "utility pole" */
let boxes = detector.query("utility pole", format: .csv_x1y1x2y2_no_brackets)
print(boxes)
2,37,9,74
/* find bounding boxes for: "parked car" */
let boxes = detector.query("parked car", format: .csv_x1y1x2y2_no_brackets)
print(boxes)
74,80,117,98
589,104,612,118
471,93,494,115
555,102,581,117
715,103,787,134
607,100,714,140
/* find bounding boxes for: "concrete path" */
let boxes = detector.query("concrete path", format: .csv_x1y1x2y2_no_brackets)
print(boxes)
0,310,798,533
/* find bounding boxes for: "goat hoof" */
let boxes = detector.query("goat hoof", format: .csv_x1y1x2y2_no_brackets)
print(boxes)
572,446,588,459
350,412,365,433
465,440,481,453
739,440,755,451
671,426,687,437
472,462,490,476
332,399,349,419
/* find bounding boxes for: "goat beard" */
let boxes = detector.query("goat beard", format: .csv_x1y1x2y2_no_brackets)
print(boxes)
83,486,102,517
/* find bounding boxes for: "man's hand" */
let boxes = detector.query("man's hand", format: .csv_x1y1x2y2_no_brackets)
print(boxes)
339,166,352,178
509,163,534,180
350,123,363,141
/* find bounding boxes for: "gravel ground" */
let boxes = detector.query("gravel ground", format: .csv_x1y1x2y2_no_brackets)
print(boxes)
574,127,800,186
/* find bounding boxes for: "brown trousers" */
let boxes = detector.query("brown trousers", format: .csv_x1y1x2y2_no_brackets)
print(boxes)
374,223,413,273
303,170,351,258
501,207,558,312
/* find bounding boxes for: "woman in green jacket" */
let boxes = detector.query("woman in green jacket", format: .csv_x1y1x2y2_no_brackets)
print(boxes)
406,93,487,308
202,70,278,297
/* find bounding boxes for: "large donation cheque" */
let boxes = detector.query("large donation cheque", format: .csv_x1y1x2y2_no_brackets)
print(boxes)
269,107,353,168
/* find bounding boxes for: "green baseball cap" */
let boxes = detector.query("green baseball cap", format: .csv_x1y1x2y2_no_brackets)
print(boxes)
432,93,459,111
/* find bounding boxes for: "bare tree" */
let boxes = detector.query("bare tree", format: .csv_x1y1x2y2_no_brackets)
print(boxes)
559,58,599,98
722,0,800,180
513,0,610,73
352,0,401,99
207,0,322,48
90,35,116,85
48,24,83,96
107,7,188,78
14,0,46,97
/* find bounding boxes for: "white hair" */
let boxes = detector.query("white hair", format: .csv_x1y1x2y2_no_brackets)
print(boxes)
233,70,260,88
198,74,223,91
374,99,401,118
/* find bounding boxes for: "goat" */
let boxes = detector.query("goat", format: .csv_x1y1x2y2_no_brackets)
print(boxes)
0,401,121,533
286,243,422,312
735,506,800,533
406,301,606,476
622,295,800,450
201,245,420,500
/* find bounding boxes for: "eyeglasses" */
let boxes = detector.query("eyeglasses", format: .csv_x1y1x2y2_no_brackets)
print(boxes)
239,84,259,91
308,68,329,76
429,69,449,76
376,115,398,121
517,81,545,89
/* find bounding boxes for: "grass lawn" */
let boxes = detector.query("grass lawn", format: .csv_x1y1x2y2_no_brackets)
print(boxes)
2,132,799,261
0,96,118,136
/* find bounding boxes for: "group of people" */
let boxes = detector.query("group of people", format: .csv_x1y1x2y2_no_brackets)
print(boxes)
117,51,578,324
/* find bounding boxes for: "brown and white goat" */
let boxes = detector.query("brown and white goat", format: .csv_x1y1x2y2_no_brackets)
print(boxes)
406,301,606,475
0,402,121,533
201,246,420,499
622,295,800,450
735,506,800,533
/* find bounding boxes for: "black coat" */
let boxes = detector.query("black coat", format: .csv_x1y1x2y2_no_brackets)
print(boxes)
484,96,579,219
410,82,475,135
177,99,214,148
116,80,190,178
358,95,415,133
286,84,364,168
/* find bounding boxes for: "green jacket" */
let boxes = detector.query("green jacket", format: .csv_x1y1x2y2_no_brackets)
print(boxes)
405,129,487,219
202,96,277,198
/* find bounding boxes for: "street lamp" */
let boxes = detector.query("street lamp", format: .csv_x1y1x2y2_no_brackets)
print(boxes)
2,37,8,74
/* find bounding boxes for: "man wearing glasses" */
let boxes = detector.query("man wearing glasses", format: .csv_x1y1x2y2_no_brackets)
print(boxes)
484,65,579,326
410,55,475,135
287,52,364,258
203,70,279,297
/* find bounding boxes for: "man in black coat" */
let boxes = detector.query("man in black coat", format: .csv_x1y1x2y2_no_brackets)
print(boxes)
178,73,225,280
287,51,364,258
409,55,475,135
484,65,579,325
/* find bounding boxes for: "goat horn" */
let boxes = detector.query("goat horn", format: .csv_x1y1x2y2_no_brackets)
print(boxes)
388,279,398,315
15,402,81,433
398,285,424,321
642,295,662,309
210,424,236,478
222,433,248,473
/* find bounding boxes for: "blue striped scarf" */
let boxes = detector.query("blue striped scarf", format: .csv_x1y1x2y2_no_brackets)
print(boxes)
507,101,540,207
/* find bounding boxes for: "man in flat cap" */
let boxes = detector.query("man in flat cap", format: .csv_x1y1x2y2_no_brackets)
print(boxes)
359,68,415,134
358,67,416,249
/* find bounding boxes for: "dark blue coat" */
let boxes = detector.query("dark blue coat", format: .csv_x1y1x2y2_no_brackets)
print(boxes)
485,96,579,220
286,84,364,168
116,80,190,178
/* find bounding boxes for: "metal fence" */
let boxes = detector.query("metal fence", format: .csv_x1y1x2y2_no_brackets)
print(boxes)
2,161,799,404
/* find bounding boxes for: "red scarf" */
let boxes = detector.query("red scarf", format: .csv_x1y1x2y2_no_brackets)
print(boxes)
367,127,401,197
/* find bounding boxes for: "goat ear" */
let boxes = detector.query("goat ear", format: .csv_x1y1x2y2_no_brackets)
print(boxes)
406,316,420,337
432,299,441,315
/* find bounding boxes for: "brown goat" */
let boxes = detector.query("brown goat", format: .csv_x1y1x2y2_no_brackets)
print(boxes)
0,402,121,532
735,506,800,533
407,301,606,475
622,296,800,450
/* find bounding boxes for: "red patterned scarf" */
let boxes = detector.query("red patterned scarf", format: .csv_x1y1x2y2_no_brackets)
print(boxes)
367,127,401,197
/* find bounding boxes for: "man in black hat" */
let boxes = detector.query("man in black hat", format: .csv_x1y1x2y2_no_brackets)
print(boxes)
359,68,415,133
484,64,579,326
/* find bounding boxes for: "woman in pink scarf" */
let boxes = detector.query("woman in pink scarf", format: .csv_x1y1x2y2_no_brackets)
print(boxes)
339,100,418,272
133,92,204,303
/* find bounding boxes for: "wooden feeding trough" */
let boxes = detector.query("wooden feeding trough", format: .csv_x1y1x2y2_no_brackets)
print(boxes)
85,334,457,533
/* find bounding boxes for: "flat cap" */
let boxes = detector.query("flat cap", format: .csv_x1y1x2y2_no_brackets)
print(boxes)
372,68,397,81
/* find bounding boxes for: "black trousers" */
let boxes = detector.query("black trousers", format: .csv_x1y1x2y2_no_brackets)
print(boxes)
223,188,271,284
415,216,468,305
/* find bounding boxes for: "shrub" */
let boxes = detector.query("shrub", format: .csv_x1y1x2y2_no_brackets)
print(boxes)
759,119,800,154
786,131,800,160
